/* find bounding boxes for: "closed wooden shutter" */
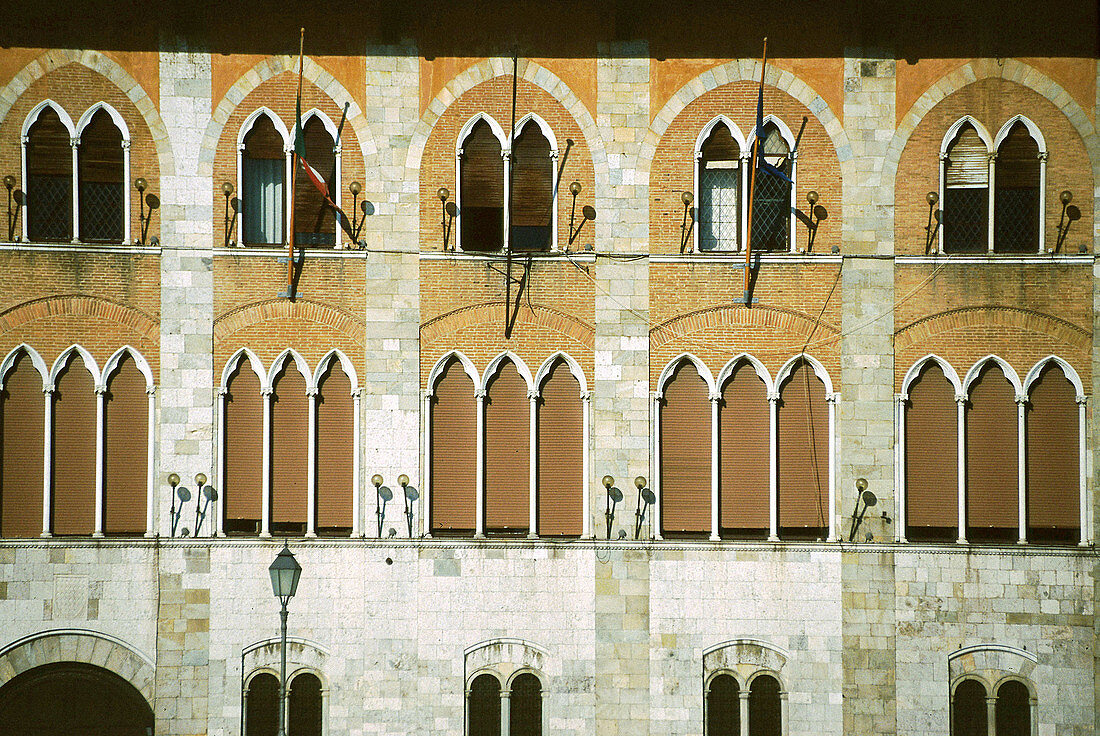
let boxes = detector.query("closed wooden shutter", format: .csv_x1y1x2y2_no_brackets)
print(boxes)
468,674,501,736
316,362,353,535
776,361,829,538
748,674,782,736
26,106,73,242
946,125,989,187
905,362,958,540
103,354,147,535
511,121,552,251
1,351,45,537
460,120,504,251
224,361,263,534
271,364,308,534
996,123,1040,188
52,355,96,535
1026,364,1078,543
660,361,710,536
293,118,336,246
994,122,1040,253
707,674,740,736
430,359,476,534
77,109,124,243
718,363,769,537
966,364,1017,539
536,360,582,536
485,361,529,534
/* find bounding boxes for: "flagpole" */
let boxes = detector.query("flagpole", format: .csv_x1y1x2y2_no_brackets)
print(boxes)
743,37,767,305
288,27,304,297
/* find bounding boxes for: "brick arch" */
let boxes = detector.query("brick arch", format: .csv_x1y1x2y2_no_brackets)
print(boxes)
649,304,840,352
0,296,158,341
419,302,594,348
0,49,173,176
213,299,365,342
199,55,371,174
0,629,155,703
641,60,853,178
894,306,1089,352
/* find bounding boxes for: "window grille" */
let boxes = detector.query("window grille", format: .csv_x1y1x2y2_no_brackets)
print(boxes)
78,109,124,243
751,126,791,252
26,106,73,242
699,123,741,251
994,122,1040,253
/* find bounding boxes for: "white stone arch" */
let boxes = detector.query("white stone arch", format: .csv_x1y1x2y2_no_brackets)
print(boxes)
993,674,1037,700
314,349,359,391
775,353,834,396
482,351,535,394
456,112,508,154
504,666,545,691
238,106,291,150
703,638,791,673
426,350,480,394
656,353,716,399
466,666,504,689
242,635,331,672
268,348,314,393
744,667,787,693
243,666,280,689
101,345,154,392
901,354,963,400
220,348,268,393
703,667,743,691
75,101,131,142
49,344,101,387
962,355,1023,399
0,343,49,390
464,637,549,682
994,114,1047,153
533,351,588,396
715,353,775,396
21,99,76,139
300,108,340,142
950,672,993,697
511,112,559,153
746,114,798,150
1023,355,1085,399
695,115,749,158
940,115,994,157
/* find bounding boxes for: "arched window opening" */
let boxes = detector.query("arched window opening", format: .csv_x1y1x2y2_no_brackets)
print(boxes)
243,114,286,245
952,679,987,736
315,361,353,536
430,358,476,535
661,360,711,537
995,681,1030,736
699,123,741,252
966,363,1017,543
748,675,781,736
485,360,530,536
271,361,308,536
1,350,45,538
905,362,958,542
288,672,323,736
510,673,542,736
245,672,279,736
460,120,504,252
294,118,336,247
51,353,96,536
994,122,1040,253
1026,363,1079,544
78,109,124,243
718,362,769,539
776,360,829,540
224,358,263,535
706,673,740,736
103,353,147,535
944,123,988,253
751,124,791,252
511,121,553,251
26,106,73,242
536,359,582,537
469,673,501,736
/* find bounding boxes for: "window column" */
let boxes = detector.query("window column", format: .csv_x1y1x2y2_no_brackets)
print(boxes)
582,392,592,538
306,388,318,538
1079,396,1089,545
216,388,226,536
826,393,837,541
261,386,273,537
528,389,538,538
1016,395,1026,544
145,385,156,537
475,388,486,538
41,386,53,537
69,135,79,243
984,696,997,736
739,690,750,736
500,688,510,736
768,391,779,541
352,387,362,538
122,139,132,244
651,391,662,540
895,394,906,542
710,393,720,541
986,152,997,252
93,385,106,537
1037,152,1048,252
422,389,432,537
956,394,966,543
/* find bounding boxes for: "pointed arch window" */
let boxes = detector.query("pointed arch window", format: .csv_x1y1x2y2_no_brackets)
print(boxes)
459,119,505,252
751,124,793,252
942,122,989,253
1025,362,1079,544
77,109,125,243
510,120,554,251
660,360,712,537
536,358,583,537
242,113,287,246
429,357,477,535
294,116,337,247
25,105,74,243
0,350,45,538
223,356,264,535
718,361,770,539
485,359,530,536
903,361,958,542
270,360,309,536
103,353,148,534
994,121,1042,253
698,121,743,252
965,362,1018,542
776,360,830,540
51,353,97,535
315,360,354,536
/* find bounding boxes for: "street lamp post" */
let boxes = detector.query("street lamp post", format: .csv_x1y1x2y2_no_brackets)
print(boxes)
268,542,302,736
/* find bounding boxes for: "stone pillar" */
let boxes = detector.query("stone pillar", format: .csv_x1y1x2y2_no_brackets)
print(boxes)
155,547,211,736
839,49,898,736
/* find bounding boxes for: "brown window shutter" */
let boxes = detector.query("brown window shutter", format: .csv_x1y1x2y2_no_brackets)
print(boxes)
459,120,504,251
904,362,958,540
485,361,530,534
316,362,353,535
26,106,73,242
966,364,1018,540
271,364,308,534
946,124,989,187
536,359,582,537
776,361,829,538
78,109,124,243
52,355,97,535
224,361,264,533
293,118,336,246
103,354,148,534
430,359,476,534
718,362,769,537
995,123,1040,188
660,361,711,536
510,120,552,251
1,351,45,537
1026,364,1079,543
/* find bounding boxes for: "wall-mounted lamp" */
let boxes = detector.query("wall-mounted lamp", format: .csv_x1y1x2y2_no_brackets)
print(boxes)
3,175,18,242
437,187,456,250
134,178,159,245
167,471,217,537
221,182,236,246
372,474,392,538
398,474,419,537
1055,190,1081,253
633,476,655,540
603,475,623,540
679,191,695,254
566,181,595,248
923,191,940,255
804,190,821,252
347,180,371,245
167,473,191,537
847,478,878,542
189,472,218,536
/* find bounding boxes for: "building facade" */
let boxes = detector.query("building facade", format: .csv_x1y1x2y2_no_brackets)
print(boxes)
0,3,1098,734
